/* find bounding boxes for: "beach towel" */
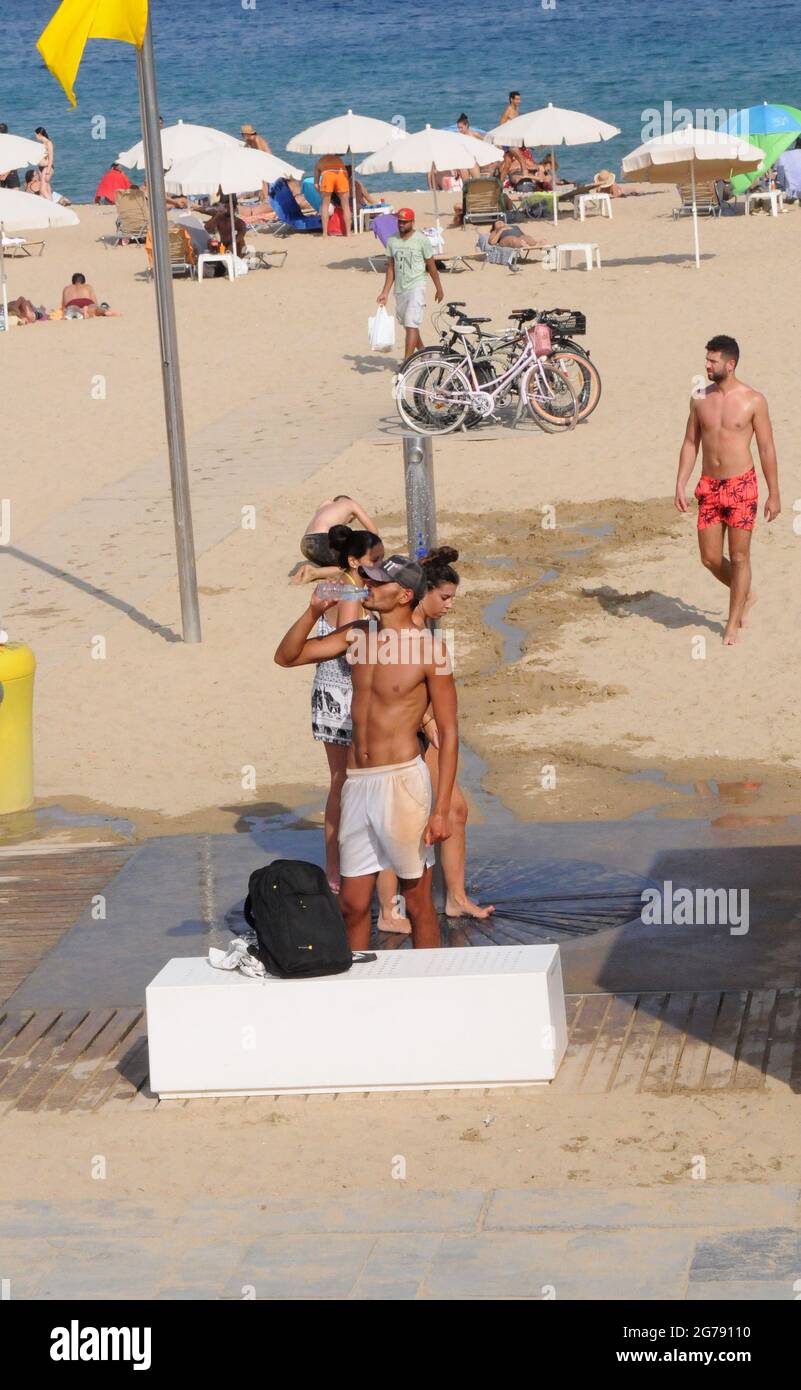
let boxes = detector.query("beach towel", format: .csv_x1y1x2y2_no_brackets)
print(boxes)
300,175,322,212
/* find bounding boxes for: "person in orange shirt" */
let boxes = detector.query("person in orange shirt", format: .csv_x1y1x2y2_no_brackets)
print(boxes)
314,152,352,237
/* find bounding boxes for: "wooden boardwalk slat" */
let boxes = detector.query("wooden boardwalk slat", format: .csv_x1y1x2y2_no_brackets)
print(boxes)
0,1009,88,1106
43,1009,142,1112
641,992,695,1094
611,993,667,1092
551,993,611,1091
733,990,776,1090
702,990,748,1090
0,1008,63,1085
580,994,639,1093
673,992,722,1091
0,1011,34,1053
564,995,583,1030
765,989,801,1089
72,1011,145,1111
38,1008,121,1110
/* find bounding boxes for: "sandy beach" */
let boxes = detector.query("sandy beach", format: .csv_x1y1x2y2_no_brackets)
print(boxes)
2,190,800,837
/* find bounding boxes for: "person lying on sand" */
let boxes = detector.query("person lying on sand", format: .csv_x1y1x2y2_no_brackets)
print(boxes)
292,495,379,585
675,334,780,647
6,296,50,324
61,272,119,318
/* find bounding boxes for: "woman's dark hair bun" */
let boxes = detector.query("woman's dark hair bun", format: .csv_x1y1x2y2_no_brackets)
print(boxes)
327,523,352,549
422,545,459,566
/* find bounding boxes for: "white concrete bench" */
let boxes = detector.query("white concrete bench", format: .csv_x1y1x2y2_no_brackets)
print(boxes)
146,944,567,1098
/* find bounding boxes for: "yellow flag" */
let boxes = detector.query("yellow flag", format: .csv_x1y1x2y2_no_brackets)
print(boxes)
37,0,148,107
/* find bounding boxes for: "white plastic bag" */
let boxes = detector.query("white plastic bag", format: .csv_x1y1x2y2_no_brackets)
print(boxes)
368,304,397,351
423,225,445,254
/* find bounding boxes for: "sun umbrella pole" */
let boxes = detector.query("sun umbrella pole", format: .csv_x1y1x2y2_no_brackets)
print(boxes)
228,190,237,276
0,223,7,333
552,145,558,225
691,158,700,269
349,147,357,234
137,11,201,642
431,165,440,226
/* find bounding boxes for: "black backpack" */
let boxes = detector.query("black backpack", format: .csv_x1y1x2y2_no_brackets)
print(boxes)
243,859,374,979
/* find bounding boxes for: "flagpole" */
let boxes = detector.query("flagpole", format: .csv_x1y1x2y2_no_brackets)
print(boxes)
137,8,202,642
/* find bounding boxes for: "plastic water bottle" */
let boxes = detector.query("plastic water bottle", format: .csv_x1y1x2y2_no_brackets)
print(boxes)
316,582,369,601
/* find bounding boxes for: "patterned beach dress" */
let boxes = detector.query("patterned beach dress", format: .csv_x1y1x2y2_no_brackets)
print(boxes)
311,576,363,747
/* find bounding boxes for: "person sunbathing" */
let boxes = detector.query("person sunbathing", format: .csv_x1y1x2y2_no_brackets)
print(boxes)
61,273,119,317
203,197,247,256
487,220,544,250
6,296,48,324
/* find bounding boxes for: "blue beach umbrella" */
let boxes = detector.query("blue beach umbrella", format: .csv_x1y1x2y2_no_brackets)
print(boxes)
724,103,801,192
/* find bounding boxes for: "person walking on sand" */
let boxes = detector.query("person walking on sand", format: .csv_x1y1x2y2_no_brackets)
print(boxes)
275,555,457,949
675,335,780,646
377,209,444,361
293,494,379,584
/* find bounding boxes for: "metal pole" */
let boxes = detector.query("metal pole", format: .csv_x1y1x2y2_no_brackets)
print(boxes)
0,225,8,332
137,12,202,641
690,159,700,269
403,435,437,559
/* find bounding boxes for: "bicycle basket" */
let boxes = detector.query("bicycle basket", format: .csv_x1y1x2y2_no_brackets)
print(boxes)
527,323,553,354
540,310,587,336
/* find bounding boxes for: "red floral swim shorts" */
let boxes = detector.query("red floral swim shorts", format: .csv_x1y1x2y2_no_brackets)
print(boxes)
695,467,758,531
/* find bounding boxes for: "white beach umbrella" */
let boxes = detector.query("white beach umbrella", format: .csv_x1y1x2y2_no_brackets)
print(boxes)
0,133,47,170
487,103,621,225
0,190,79,332
358,125,503,223
621,125,763,268
117,120,241,171
288,109,407,228
165,146,302,278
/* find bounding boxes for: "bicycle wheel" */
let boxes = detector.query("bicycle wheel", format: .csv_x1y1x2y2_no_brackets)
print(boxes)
395,354,471,435
550,348,602,421
520,360,578,432
396,348,460,424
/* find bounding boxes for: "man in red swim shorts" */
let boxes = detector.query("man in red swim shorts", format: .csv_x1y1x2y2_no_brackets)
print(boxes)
675,335,781,645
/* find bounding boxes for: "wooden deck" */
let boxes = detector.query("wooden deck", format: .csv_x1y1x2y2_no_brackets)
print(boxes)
0,844,134,1006
0,989,798,1114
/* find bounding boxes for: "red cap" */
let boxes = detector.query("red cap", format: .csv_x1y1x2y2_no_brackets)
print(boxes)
397,207,415,221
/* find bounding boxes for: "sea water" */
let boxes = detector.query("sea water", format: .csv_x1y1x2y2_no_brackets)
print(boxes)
2,0,800,203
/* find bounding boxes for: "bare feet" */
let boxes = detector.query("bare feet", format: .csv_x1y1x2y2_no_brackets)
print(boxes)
739,590,758,628
722,624,740,646
290,563,314,586
377,909,411,935
445,894,495,921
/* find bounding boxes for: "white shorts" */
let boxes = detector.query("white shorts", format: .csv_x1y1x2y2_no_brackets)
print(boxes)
339,755,435,880
395,282,427,328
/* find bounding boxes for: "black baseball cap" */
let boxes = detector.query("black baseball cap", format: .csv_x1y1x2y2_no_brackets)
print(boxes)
358,553,426,600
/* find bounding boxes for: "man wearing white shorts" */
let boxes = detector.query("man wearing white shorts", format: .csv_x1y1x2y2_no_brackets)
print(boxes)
275,553,458,949
377,207,444,360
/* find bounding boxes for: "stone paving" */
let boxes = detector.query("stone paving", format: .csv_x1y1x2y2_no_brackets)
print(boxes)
2,1186,800,1300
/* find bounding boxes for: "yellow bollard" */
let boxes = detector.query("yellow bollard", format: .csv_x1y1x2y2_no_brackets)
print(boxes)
0,642,36,815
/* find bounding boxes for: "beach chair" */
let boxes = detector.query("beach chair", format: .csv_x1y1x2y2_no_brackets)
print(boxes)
267,178,322,234
462,176,506,225
144,224,196,278
1,234,45,257
672,180,721,218
368,213,473,274
112,187,149,244
300,175,322,213
476,232,539,271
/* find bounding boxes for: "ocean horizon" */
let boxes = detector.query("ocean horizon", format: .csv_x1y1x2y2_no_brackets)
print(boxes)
2,0,800,201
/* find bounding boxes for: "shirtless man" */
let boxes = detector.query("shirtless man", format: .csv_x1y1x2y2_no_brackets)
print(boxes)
275,555,457,948
61,273,118,318
314,153,352,237
675,335,780,645
293,494,379,583
499,90,522,126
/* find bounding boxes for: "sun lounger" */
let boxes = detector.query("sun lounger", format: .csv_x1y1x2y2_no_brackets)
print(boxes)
268,178,322,234
673,180,721,218
462,176,506,225
2,234,45,257
112,187,149,244
300,175,322,213
145,224,196,278
476,232,539,270
246,247,288,270
367,213,472,273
